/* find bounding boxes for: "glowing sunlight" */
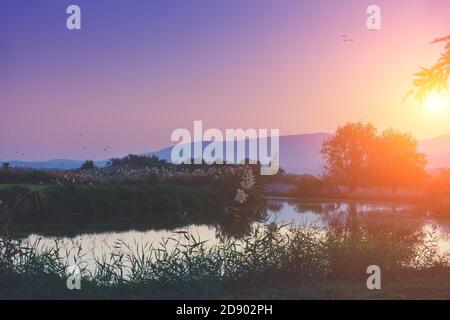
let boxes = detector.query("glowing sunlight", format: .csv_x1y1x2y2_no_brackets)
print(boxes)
423,91,449,113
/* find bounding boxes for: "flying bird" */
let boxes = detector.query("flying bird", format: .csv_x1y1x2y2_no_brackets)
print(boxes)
341,35,355,42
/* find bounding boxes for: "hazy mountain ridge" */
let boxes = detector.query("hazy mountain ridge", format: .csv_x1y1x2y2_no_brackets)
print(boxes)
4,133,450,174
418,134,450,169
8,159,107,170
146,132,332,175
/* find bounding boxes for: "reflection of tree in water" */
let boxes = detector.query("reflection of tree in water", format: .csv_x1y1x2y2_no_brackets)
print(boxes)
214,205,269,242
323,203,425,236
266,199,284,213
292,201,345,215
321,203,440,278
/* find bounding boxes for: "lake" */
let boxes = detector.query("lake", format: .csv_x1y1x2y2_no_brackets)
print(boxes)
23,198,450,272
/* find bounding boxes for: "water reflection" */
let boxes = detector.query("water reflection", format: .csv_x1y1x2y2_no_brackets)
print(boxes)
23,199,450,272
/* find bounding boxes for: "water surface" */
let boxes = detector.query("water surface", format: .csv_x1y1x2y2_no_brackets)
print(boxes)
24,199,450,271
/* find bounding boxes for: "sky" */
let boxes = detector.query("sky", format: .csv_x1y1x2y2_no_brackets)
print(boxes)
1,0,450,161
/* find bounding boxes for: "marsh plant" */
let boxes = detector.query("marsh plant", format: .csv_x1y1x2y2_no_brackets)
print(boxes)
0,220,448,299
0,163,266,234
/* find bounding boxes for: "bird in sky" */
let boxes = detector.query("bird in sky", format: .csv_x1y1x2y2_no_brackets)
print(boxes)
341,35,355,42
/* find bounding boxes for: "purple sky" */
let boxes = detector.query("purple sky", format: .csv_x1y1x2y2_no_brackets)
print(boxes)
1,0,450,161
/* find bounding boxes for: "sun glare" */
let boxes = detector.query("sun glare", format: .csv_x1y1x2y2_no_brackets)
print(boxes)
423,91,448,113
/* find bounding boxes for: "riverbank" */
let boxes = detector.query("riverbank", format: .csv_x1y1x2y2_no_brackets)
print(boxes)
265,195,421,206
264,180,450,217
226,272,450,300
3,272,450,300
0,184,226,232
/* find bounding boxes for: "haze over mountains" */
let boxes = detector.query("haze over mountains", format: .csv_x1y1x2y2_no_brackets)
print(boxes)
418,133,450,169
146,133,331,175
5,133,450,174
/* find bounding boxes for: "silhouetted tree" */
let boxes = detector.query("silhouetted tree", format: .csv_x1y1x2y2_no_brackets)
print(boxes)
106,154,168,168
321,122,378,190
2,162,10,171
80,160,96,170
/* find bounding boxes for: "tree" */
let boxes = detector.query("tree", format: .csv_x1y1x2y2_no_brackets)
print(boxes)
321,123,428,190
80,160,96,170
321,122,378,190
373,129,427,188
106,154,168,168
1,162,10,171
407,35,450,102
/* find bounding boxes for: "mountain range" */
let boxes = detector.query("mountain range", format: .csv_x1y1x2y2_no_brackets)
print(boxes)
5,133,450,175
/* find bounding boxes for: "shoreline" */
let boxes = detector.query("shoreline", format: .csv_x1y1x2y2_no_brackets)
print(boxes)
264,195,422,206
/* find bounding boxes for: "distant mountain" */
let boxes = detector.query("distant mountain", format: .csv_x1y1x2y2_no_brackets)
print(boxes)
4,132,450,174
149,133,332,175
8,159,107,170
277,133,332,174
419,134,450,168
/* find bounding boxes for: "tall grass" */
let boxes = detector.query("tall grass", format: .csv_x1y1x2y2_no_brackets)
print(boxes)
0,221,448,299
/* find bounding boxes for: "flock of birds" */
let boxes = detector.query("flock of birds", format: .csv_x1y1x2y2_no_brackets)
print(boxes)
1,35,368,161
80,132,112,153
2,132,113,160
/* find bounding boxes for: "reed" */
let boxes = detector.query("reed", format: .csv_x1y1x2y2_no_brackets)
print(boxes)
0,221,448,299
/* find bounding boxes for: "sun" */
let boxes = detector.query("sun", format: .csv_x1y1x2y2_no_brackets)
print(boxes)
423,91,448,113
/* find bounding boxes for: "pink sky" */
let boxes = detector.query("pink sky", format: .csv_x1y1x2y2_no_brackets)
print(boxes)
1,0,450,161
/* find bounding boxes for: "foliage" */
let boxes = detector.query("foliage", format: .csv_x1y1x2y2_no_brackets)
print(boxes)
371,129,427,188
321,122,427,190
0,220,447,299
107,155,168,168
0,168,53,184
0,184,226,232
0,164,266,233
80,160,96,171
407,35,450,102
321,122,378,190
425,168,450,216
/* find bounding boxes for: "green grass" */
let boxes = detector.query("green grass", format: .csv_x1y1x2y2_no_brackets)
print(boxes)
0,183,265,235
0,184,46,191
235,274,450,299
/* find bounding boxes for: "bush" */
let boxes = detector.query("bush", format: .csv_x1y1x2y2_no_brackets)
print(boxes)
0,184,227,232
0,168,53,184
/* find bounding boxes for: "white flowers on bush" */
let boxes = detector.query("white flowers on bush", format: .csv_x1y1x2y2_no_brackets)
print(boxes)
234,188,247,204
240,166,255,190
233,166,257,204
9,163,259,208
